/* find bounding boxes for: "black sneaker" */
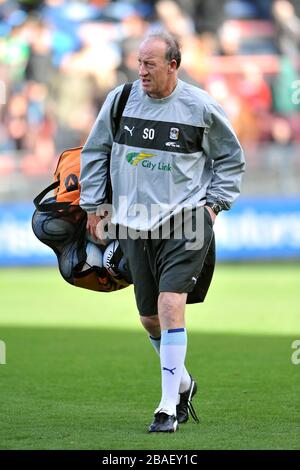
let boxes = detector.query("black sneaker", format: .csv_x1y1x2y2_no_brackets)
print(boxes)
176,376,199,424
148,411,178,433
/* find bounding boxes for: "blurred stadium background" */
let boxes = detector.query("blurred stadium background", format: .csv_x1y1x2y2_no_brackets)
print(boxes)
0,0,300,451
0,0,300,263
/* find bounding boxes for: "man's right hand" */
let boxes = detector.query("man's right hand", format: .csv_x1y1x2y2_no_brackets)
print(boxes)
86,213,105,244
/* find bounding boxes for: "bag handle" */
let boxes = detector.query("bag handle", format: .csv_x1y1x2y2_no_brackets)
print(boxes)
33,181,71,212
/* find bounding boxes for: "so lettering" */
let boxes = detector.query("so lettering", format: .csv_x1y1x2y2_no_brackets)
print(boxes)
142,128,155,140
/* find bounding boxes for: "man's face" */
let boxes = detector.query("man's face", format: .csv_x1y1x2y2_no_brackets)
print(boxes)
138,39,177,99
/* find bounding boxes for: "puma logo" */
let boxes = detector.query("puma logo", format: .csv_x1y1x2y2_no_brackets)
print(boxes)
163,367,176,375
124,125,134,136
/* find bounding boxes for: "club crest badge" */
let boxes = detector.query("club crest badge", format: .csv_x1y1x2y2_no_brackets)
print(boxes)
169,127,180,140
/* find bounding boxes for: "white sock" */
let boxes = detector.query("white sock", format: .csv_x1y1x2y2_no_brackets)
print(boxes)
149,334,191,394
156,328,187,416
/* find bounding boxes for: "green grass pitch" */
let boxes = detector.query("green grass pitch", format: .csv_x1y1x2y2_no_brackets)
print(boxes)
0,263,299,450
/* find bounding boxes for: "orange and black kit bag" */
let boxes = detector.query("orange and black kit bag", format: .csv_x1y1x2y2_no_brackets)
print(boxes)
32,83,133,293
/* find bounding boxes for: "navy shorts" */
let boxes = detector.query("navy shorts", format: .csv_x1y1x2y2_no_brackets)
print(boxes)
118,207,215,316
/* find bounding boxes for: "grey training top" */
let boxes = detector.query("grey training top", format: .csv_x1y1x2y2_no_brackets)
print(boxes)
80,79,245,231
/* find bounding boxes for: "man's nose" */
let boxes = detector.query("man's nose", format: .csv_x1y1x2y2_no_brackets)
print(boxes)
139,63,148,76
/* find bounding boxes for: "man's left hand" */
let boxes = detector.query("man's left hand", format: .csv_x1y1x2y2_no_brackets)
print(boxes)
205,206,217,224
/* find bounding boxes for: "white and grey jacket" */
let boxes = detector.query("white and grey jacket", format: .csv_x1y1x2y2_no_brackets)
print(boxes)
80,79,245,231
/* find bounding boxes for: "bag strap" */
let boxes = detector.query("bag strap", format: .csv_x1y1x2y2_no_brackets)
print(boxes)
113,82,133,134
33,181,71,211
106,82,132,203
34,83,133,212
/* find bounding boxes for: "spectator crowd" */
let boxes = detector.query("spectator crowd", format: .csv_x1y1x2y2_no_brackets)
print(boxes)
0,0,300,177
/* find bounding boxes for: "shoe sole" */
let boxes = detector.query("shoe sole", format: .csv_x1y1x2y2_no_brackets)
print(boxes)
148,420,178,433
177,380,197,424
189,380,197,402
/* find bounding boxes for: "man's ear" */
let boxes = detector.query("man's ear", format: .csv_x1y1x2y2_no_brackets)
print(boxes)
168,59,178,73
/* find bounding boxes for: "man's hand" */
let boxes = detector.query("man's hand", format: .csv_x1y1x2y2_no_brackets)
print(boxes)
205,206,217,224
86,211,112,245
86,212,101,240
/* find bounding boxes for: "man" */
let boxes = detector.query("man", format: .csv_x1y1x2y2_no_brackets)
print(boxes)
80,32,245,432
